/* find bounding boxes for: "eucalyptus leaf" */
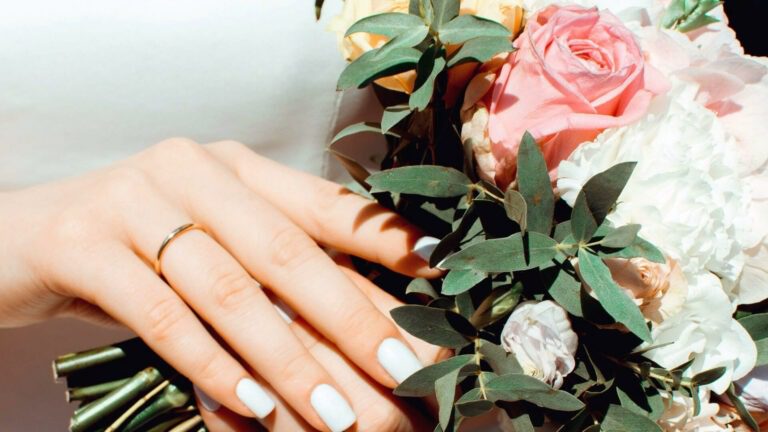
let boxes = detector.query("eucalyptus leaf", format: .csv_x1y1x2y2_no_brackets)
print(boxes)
315,0,325,20
477,340,522,375
406,278,439,299
438,15,511,44
337,47,421,90
442,268,487,295
571,191,597,243
329,150,372,190
601,404,662,432
368,165,472,197
390,305,477,348
739,313,768,340
455,398,494,417
471,282,523,328
600,224,641,248
436,367,461,429
578,251,652,342
517,132,555,235
582,162,637,225
410,51,446,111
382,105,412,134
616,376,664,420
395,354,474,397
345,12,426,37
598,235,666,264
446,36,514,67
433,0,460,29
503,189,527,231
441,232,558,272
691,367,726,386
375,25,431,60
726,383,760,432
484,374,585,411
331,121,393,144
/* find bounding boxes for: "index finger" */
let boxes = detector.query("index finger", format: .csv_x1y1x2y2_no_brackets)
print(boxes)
205,141,441,278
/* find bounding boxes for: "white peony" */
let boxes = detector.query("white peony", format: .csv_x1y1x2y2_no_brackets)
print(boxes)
500,301,578,389
642,271,756,394
658,389,738,432
557,80,751,299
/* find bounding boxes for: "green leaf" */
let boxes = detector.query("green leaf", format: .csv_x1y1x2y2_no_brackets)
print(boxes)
517,132,555,235
471,283,523,328
329,149,371,190
442,269,486,295
455,396,494,417
405,277,439,299
598,235,666,264
503,188,527,231
375,25,431,60
616,376,664,421
433,0,460,29
436,366,461,429
600,224,641,249
691,367,727,386
446,36,514,67
345,12,426,37
556,410,590,432
477,340,522,375
441,232,558,272
571,191,597,243
438,15,511,45
739,313,768,340
381,105,412,134
600,404,662,432
395,354,474,397
367,166,472,197
578,252,652,342
582,162,637,225
416,0,435,25
315,0,325,20
337,47,421,90
391,305,477,348
484,374,585,412
331,121,393,144
726,383,760,432
410,51,446,112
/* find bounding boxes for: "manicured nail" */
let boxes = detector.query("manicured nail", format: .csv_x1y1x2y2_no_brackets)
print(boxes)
377,338,423,384
236,378,275,419
412,236,440,262
310,384,357,432
193,385,220,412
272,298,296,324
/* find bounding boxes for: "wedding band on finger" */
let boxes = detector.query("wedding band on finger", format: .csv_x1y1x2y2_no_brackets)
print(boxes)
154,223,207,275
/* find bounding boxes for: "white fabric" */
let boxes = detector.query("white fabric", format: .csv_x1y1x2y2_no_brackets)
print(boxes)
0,2,381,430
0,0,348,188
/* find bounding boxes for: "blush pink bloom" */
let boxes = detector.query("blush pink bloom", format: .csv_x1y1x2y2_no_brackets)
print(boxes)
482,5,668,188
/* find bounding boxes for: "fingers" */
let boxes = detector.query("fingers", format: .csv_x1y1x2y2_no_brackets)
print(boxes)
155,229,355,432
160,149,425,392
205,141,441,278
59,244,256,420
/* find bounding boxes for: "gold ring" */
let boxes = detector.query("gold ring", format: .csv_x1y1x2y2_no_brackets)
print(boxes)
154,223,207,275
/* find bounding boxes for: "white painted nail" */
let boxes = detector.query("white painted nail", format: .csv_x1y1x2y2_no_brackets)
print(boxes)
272,297,296,324
236,378,275,419
310,384,357,432
412,236,440,262
377,338,424,384
193,385,220,412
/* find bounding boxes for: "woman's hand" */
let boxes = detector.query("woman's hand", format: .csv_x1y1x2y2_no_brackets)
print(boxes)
0,138,441,431
199,258,447,432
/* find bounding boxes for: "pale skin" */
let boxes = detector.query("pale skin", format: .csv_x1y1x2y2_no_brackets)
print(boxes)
0,138,446,431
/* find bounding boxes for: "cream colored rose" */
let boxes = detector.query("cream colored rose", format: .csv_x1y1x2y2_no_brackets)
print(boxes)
500,300,578,389
605,258,687,324
329,0,525,93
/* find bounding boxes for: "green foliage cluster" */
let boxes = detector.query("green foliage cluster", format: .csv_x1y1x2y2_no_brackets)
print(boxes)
331,0,764,430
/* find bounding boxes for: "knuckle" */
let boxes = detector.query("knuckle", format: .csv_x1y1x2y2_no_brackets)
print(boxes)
267,225,320,270
307,181,350,231
272,347,313,387
341,305,385,345
101,166,153,200
147,137,207,167
192,349,231,384
205,140,247,154
144,296,188,343
206,264,258,311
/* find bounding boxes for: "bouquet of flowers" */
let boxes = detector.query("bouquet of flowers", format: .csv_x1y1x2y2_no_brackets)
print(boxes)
54,0,768,430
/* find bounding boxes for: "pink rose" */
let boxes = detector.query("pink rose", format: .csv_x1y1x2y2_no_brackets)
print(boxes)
473,5,667,188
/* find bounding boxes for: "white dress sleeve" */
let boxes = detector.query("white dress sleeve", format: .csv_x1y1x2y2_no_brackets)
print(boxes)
0,0,349,188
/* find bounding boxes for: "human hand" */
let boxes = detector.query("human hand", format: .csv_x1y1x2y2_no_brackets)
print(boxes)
0,138,441,431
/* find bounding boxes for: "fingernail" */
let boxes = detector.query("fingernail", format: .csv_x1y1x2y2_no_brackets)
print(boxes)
377,338,423,383
193,385,220,412
310,384,357,432
412,236,440,262
236,378,275,419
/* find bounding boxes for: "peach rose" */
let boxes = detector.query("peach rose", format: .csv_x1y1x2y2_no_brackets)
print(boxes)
465,5,667,188
605,258,687,325
328,0,525,94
